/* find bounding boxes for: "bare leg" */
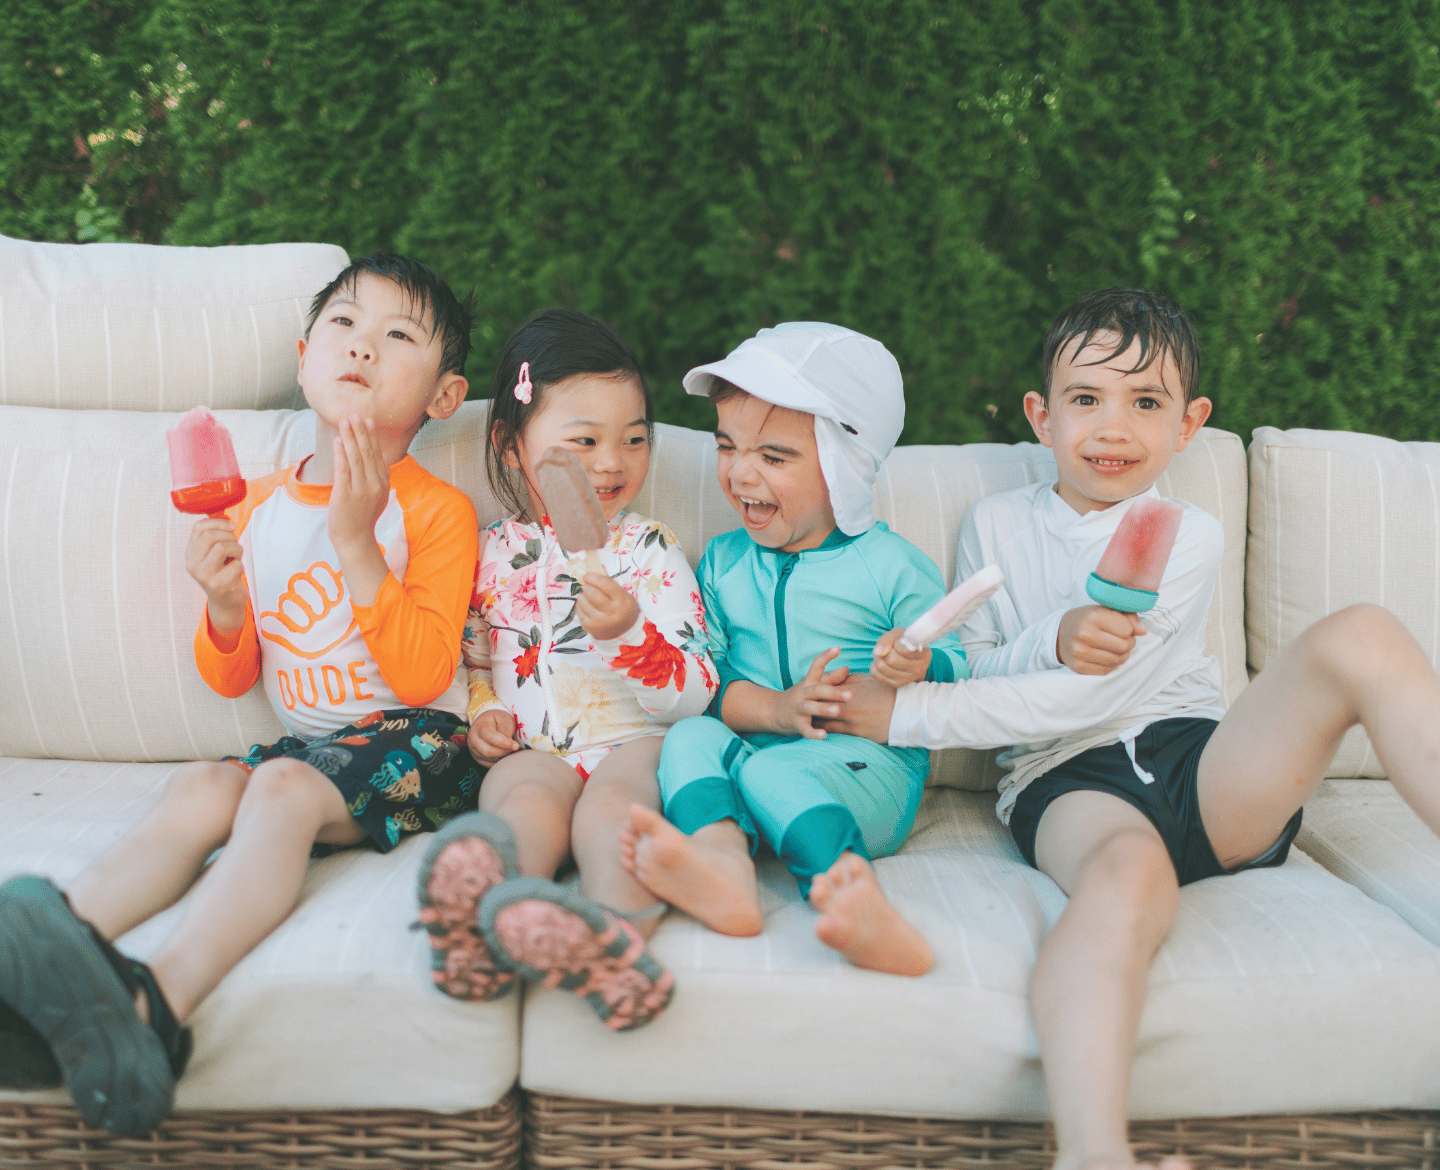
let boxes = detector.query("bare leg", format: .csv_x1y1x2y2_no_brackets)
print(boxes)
479,751,582,878
572,737,665,939
1198,604,1440,865
619,807,763,936
809,852,932,976
144,757,365,1020
66,761,249,940
1031,791,1182,1170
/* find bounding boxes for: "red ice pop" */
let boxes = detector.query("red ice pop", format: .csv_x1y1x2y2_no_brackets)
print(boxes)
1085,497,1184,613
167,406,246,515
536,446,608,575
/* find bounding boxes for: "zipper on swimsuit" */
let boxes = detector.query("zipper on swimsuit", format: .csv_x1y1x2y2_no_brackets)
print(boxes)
775,553,798,689
535,535,562,737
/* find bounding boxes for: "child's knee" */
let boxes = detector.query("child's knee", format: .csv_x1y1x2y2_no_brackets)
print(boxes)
161,760,247,823
662,715,737,760
241,756,331,816
1302,603,1418,688
1081,829,1178,914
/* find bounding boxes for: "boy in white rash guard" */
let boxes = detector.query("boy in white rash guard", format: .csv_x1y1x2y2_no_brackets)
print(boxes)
831,287,1440,1170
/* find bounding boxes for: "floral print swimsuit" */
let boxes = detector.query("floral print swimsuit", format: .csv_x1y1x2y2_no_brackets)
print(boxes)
463,511,718,779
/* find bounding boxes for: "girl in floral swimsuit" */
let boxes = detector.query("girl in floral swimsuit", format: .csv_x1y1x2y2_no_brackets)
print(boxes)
416,307,716,1030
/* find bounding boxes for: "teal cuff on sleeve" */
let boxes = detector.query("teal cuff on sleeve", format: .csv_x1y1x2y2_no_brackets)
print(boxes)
1086,573,1158,614
710,663,748,717
925,648,968,682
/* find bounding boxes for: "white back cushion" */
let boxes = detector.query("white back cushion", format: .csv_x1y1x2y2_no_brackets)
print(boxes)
0,402,1247,777
1248,427,1440,778
0,235,347,411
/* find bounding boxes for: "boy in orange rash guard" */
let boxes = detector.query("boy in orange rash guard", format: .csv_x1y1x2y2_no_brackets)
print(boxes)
0,253,479,1137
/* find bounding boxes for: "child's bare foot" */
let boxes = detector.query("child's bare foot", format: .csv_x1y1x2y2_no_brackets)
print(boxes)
619,805,763,936
810,852,932,976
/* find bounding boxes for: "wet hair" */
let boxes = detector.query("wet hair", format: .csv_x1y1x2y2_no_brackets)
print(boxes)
1041,287,1200,405
486,307,654,516
305,251,475,378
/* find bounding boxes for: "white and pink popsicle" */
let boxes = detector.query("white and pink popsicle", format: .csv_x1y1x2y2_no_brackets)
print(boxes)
166,406,246,515
1085,497,1184,613
537,446,608,575
898,564,1005,651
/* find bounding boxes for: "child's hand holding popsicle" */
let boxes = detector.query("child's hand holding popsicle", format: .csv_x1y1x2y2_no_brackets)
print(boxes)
184,518,247,638
1060,498,1184,676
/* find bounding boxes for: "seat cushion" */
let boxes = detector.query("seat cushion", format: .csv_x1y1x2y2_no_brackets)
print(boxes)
520,786,1440,1120
0,757,518,1113
0,235,347,412
1297,778,1440,947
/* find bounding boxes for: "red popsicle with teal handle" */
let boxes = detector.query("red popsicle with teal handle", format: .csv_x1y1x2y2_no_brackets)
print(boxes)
1085,498,1184,613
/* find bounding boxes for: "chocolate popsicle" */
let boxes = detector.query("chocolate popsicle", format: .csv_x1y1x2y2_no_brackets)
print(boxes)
537,446,609,576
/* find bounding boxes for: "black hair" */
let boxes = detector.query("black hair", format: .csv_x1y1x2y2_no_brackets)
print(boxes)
305,251,475,378
486,307,654,516
1041,287,1200,405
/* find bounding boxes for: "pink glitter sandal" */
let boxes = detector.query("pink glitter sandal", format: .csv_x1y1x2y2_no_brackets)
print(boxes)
415,812,520,1001
479,878,673,1031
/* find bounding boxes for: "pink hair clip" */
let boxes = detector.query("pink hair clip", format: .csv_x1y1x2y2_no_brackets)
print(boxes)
514,362,533,405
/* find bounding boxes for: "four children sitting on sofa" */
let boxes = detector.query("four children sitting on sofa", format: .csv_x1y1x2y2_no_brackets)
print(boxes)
5,253,1440,1170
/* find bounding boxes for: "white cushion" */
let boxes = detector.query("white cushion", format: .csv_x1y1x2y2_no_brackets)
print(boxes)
1297,778,1440,946
1247,427,1440,777
0,757,518,1112
0,235,347,412
521,785,1440,1119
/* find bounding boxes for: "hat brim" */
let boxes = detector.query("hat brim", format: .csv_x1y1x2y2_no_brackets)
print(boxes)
683,348,832,419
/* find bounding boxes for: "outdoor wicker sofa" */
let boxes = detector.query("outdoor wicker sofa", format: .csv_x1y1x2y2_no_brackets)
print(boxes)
3,235,1440,1170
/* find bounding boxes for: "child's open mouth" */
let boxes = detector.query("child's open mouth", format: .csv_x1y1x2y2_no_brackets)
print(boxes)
595,484,624,505
740,497,777,526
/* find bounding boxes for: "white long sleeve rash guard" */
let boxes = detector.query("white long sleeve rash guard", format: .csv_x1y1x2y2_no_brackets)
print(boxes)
887,481,1228,823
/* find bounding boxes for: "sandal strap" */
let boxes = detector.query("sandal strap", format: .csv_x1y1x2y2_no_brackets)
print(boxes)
82,925,193,1079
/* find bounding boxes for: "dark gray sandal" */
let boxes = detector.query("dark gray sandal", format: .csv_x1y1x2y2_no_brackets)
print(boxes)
415,812,521,1001
0,875,187,1135
479,877,674,1031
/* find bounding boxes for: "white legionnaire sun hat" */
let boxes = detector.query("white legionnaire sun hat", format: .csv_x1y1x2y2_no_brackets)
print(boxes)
682,322,904,536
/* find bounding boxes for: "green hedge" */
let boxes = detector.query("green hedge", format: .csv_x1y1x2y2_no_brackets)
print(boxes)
4,1,1439,443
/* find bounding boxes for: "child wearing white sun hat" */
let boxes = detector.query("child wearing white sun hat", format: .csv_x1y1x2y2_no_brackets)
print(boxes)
618,322,966,976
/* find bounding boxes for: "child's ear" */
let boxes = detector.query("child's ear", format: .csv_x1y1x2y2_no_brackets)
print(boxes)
1174,396,1213,451
427,372,467,422
491,420,521,470
296,337,307,372
1023,390,1053,447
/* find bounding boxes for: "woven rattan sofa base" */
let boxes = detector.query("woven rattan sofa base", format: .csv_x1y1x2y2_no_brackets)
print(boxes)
524,1093,1440,1170
0,1090,520,1170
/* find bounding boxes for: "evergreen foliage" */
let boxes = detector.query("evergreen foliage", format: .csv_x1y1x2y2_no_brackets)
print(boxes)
3,1,1438,442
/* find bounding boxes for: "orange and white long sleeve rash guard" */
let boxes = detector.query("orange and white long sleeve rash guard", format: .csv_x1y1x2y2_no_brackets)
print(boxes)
194,455,479,740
